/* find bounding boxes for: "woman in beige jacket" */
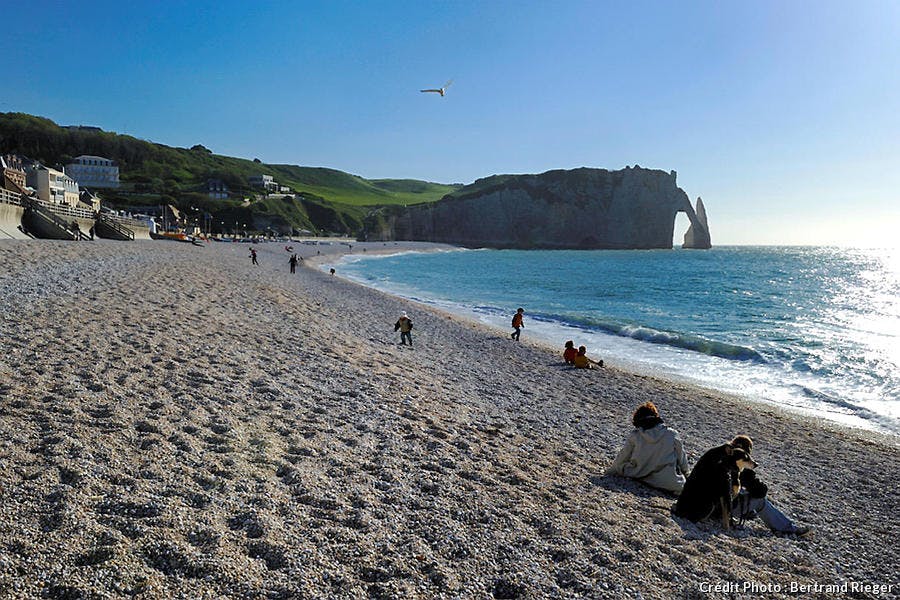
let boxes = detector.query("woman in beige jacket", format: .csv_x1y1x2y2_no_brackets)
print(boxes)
605,402,690,495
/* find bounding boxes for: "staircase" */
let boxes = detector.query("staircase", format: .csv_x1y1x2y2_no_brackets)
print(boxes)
20,196,90,241
95,213,135,241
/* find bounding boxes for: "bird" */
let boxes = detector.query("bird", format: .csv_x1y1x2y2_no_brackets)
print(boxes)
420,79,453,97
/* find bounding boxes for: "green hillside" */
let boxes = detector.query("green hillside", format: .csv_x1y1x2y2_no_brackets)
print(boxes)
0,112,460,235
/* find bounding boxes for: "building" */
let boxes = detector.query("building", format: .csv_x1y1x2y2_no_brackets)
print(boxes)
79,190,101,212
207,178,229,199
65,155,120,189
1,155,27,189
249,174,277,191
25,164,80,207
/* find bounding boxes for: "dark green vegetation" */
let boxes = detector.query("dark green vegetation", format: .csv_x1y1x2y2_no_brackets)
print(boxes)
0,112,459,235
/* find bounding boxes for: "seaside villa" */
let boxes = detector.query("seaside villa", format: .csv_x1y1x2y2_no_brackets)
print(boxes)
65,155,120,189
25,163,80,207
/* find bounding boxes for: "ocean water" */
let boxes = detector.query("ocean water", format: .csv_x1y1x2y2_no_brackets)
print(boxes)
324,246,900,435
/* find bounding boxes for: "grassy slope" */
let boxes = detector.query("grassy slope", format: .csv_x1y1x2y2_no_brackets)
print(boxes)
0,112,460,208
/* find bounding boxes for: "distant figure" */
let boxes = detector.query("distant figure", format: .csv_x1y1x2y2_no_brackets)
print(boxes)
289,253,299,274
605,402,690,495
395,312,414,346
250,248,258,265
573,345,603,369
420,79,453,96
329,268,335,275
511,308,524,341
563,340,577,364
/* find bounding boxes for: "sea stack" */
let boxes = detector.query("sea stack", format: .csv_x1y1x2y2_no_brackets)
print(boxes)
682,197,712,249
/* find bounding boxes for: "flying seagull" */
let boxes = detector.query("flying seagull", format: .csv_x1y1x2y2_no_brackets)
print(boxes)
420,79,453,97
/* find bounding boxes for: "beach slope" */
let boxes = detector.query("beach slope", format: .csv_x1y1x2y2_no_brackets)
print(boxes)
0,240,896,598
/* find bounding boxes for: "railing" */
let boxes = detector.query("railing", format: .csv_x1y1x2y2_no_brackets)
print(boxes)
101,213,150,229
96,213,135,240
20,196,88,239
30,198,95,221
0,188,23,206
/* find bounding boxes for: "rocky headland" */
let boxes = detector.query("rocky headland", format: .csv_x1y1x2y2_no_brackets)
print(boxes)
363,167,712,250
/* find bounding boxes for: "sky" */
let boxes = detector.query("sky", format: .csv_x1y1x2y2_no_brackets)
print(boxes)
3,0,899,246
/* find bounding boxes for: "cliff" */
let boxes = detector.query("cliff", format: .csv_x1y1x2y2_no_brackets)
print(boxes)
363,166,711,249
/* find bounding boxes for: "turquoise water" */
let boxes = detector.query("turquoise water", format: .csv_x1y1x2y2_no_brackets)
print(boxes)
327,246,900,434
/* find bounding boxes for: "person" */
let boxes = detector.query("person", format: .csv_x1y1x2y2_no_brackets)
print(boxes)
329,267,335,275
605,402,689,494
573,345,604,369
510,308,524,341
725,435,811,536
563,340,577,364
250,248,258,265
394,312,414,346
289,253,299,274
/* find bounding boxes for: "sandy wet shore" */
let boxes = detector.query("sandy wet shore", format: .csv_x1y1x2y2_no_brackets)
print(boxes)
0,239,897,599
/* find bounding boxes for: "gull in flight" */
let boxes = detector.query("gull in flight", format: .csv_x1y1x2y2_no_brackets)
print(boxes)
420,79,453,97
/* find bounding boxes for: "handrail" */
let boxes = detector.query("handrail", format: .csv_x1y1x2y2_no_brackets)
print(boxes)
101,213,150,229
21,196,82,235
97,213,135,240
30,198,95,220
0,188,23,206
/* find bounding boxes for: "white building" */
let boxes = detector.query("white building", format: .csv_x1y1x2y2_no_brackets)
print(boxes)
249,174,277,191
65,155,120,189
25,164,80,207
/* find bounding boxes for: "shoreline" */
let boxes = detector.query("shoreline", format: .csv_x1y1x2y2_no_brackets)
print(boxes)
317,244,900,440
1,239,897,598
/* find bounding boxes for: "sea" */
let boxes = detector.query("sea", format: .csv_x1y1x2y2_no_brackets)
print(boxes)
323,246,900,435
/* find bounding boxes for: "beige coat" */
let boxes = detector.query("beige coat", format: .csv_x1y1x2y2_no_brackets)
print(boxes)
605,423,690,494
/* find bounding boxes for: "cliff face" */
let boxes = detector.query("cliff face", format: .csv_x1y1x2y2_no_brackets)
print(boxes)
363,166,711,250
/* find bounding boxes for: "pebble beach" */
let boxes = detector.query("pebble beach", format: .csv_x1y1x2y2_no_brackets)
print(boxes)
0,239,898,599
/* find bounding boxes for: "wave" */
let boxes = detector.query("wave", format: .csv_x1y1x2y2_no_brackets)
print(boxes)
533,312,766,363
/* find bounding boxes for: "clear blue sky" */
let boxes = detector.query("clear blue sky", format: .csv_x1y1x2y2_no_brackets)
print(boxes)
3,1,899,246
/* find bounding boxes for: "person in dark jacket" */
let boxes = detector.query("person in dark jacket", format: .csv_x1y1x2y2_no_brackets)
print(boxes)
675,435,810,536
727,435,810,536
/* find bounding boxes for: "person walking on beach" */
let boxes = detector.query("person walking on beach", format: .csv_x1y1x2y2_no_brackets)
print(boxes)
605,402,690,494
395,312,414,346
511,308,525,341
289,253,299,274
250,248,258,265
680,436,811,536
573,345,604,369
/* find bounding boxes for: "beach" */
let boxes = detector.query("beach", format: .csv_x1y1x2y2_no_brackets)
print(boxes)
0,239,897,599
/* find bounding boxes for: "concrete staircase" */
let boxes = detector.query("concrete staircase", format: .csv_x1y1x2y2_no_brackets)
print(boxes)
95,213,135,241
21,196,90,241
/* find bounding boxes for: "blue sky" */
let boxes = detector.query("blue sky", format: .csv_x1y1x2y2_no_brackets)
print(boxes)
3,1,899,246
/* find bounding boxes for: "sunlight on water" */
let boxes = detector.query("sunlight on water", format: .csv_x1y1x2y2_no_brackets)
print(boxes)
326,246,900,435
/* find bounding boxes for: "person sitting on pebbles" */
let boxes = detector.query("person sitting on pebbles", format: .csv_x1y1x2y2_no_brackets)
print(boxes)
688,435,811,537
605,401,690,495
563,340,578,364
573,345,603,369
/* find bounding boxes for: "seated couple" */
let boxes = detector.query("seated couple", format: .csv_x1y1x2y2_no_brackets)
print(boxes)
563,340,603,369
604,402,810,536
